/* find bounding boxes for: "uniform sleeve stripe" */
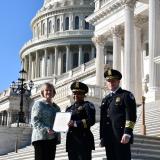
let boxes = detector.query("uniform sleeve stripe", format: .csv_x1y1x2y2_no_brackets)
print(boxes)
82,119,87,128
125,120,135,129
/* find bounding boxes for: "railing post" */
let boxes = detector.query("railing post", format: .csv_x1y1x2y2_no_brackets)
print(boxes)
15,135,19,153
141,96,146,135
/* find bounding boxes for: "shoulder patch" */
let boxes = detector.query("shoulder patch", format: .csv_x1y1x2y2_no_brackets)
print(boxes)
129,93,135,100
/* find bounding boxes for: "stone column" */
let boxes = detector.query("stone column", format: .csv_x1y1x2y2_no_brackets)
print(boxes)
148,0,160,101
43,49,48,77
122,0,136,93
66,46,70,72
28,54,32,80
69,14,73,30
23,57,28,80
54,47,58,75
57,52,62,75
134,15,148,103
35,51,39,78
78,45,83,66
111,25,123,70
92,35,106,87
91,46,95,59
50,52,53,76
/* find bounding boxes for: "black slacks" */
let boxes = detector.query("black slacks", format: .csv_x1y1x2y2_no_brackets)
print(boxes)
32,139,56,160
68,148,92,160
105,142,131,160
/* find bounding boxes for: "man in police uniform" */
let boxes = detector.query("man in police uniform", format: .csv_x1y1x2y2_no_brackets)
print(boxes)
100,69,137,160
66,81,95,160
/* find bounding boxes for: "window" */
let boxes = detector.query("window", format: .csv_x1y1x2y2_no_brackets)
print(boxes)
65,17,69,30
48,20,52,33
57,18,60,31
84,16,89,30
73,53,78,68
84,52,90,63
75,16,79,30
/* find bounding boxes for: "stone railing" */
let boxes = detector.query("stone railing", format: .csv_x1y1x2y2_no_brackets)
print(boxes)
20,30,94,53
54,83,108,103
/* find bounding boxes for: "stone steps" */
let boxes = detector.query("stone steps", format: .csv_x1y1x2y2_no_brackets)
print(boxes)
0,123,160,160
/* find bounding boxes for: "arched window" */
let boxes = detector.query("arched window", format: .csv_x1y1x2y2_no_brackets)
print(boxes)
48,20,52,33
57,18,60,31
75,16,79,30
84,52,90,63
84,16,89,30
65,17,69,30
73,53,78,68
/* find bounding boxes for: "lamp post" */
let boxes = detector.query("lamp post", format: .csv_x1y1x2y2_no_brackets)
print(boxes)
10,68,34,127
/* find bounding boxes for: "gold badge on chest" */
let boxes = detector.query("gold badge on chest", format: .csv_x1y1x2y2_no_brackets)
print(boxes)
115,97,121,105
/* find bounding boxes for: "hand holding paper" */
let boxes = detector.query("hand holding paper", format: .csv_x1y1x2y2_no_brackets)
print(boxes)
53,112,71,132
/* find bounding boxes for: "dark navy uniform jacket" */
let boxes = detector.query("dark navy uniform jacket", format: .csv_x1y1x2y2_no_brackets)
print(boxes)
66,101,95,152
100,87,137,145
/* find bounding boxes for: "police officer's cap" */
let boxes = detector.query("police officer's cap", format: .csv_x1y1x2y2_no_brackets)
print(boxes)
104,69,122,80
70,81,88,94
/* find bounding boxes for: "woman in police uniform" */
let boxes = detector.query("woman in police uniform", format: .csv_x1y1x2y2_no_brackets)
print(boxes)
100,69,137,160
66,81,96,160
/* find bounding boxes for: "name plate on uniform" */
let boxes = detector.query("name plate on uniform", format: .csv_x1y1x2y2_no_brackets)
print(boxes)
53,112,71,132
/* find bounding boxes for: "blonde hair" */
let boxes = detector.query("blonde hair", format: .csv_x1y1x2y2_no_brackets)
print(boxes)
40,82,56,97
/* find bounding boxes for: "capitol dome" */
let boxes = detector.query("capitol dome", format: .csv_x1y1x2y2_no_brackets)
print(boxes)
20,0,95,90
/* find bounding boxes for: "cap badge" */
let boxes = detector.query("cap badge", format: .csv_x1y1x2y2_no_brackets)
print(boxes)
75,82,79,88
108,69,112,75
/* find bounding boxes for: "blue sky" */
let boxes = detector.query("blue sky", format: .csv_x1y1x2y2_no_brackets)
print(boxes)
0,0,43,92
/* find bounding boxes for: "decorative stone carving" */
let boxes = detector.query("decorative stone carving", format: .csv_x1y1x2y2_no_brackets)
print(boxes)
110,25,124,37
92,35,107,46
121,0,137,8
134,14,148,28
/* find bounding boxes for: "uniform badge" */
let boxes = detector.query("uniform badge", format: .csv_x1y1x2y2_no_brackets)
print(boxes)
115,97,121,105
78,106,83,111
75,82,79,89
108,69,112,75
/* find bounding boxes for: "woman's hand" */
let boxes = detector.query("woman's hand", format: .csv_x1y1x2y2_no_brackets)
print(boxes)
68,120,74,127
47,129,54,135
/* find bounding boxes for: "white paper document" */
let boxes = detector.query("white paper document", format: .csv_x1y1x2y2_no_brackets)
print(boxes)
53,112,71,132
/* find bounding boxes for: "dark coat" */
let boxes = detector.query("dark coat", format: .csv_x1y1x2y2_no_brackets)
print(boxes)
100,87,137,145
66,101,95,152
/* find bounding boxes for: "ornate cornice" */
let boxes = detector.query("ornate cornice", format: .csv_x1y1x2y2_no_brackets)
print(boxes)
87,1,123,25
121,0,137,8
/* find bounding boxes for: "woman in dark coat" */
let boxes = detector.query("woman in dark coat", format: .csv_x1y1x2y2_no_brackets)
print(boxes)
66,81,96,160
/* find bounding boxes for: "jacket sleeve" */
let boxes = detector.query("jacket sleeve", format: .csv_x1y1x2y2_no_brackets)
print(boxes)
76,102,96,128
124,92,137,135
31,101,50,130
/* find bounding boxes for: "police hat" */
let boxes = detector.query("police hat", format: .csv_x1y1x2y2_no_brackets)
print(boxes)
104,69,122,80
70,81,88,94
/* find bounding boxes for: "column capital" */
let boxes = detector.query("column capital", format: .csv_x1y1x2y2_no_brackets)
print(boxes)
134,15,148,28
110,25,124,37
92,35,107,46
121,0,137,8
